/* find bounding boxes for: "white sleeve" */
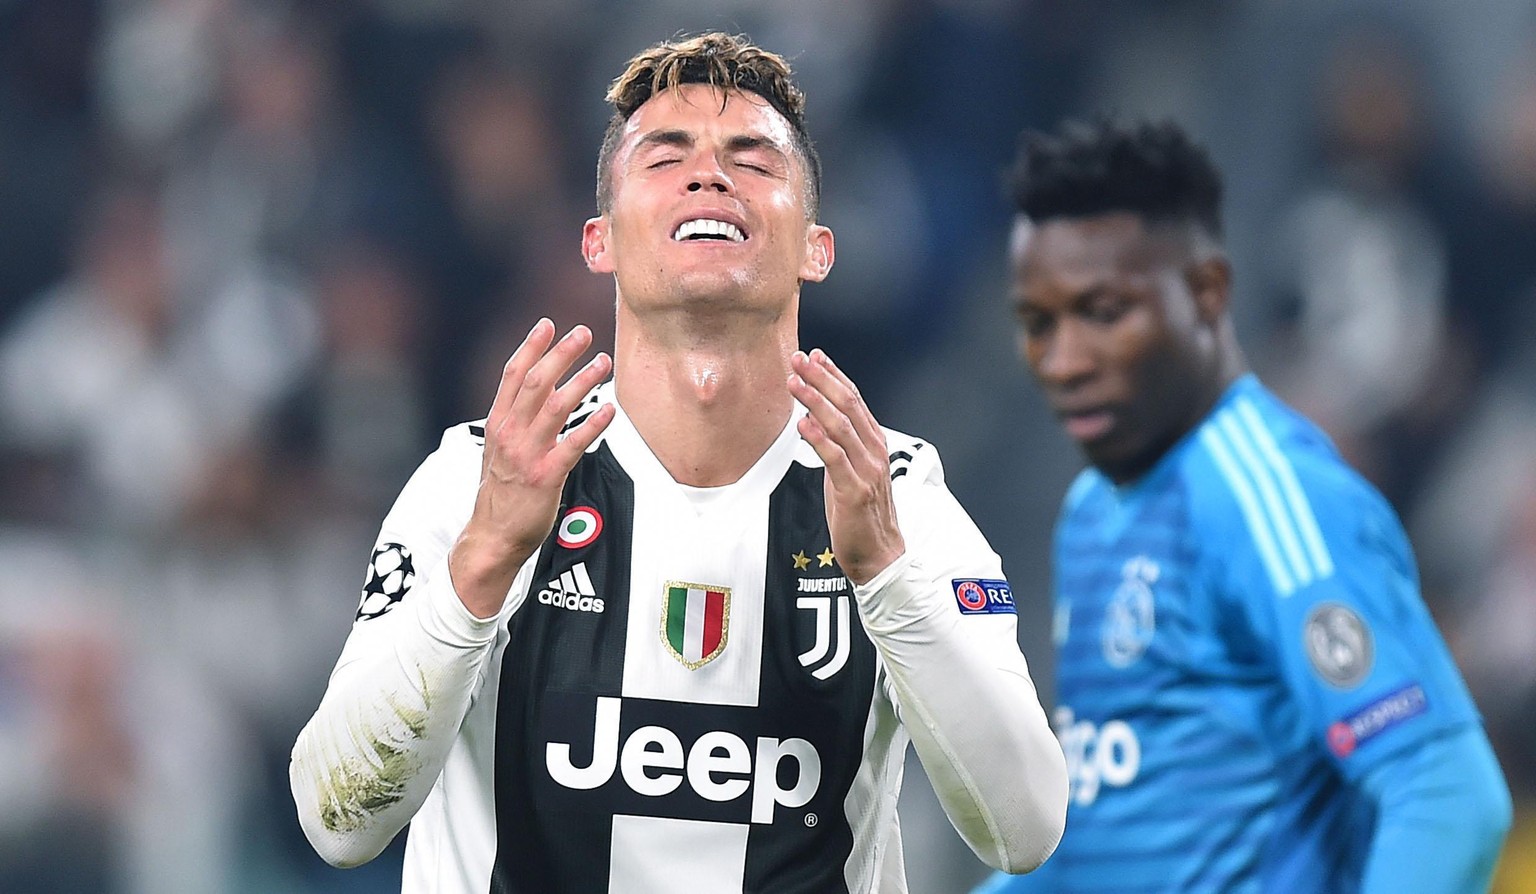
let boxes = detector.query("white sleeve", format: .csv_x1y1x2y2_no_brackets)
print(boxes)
288,427,535,868
854,440,1068,874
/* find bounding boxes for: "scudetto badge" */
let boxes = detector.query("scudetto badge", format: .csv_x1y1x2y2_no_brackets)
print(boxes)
1304,602,1374,688
661,581,731,669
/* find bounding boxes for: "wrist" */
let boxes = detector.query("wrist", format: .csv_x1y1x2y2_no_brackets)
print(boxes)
843,540,907,587
448,527,532,619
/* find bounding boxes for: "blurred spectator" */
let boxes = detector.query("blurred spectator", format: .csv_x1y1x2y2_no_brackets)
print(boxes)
1258,24,1475,512
0,179,320,530
96,0,226,165
0,183,207,527
0,0,99,328
419,49,585,423
1450,45,1536,374
283,236,432,513
0,540,127,893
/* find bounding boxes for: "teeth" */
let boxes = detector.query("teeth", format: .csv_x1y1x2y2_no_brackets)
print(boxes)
672,218,745,242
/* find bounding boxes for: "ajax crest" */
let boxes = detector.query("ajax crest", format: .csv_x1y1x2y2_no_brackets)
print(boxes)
1102,556,1157,667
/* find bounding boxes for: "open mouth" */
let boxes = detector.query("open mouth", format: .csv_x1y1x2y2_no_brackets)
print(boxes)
672,218,747,243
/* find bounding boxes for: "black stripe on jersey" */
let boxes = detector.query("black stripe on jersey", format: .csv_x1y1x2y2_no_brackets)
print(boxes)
888,442,925,480
743,461,877,894
560,390,604,435
488,448,877,893
490,442,634,894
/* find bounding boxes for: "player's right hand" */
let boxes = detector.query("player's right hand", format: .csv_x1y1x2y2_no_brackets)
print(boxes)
449,318,615,619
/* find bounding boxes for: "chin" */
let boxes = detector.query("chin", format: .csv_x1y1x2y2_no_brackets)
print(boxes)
674,273,766,307
1085,440,1162,485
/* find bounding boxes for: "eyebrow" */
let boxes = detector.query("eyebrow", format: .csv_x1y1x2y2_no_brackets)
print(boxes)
1012,281,1117,311
633,129,694,155
631,130,790,161
725,134,786,158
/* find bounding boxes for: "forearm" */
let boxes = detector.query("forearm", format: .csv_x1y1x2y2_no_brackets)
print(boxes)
1358,725,1511,894
855,553,1068,873
289,558,505,867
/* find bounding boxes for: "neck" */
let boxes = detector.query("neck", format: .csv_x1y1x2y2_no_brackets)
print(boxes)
1169,322,1251,463
612,299,798,487
1103,328,1250,487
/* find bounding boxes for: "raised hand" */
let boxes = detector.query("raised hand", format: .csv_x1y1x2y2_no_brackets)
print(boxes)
449,319,615,618
788,349,905,586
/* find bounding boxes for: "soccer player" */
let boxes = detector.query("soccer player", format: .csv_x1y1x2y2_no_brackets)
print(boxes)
971,119,1512,894
290,33,1067,893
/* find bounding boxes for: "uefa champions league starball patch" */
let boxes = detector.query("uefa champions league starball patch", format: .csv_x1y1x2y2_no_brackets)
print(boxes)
556,506,603,549
357,542,416,620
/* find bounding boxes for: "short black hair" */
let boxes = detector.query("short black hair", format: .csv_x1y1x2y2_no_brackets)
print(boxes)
1009,119,1224,238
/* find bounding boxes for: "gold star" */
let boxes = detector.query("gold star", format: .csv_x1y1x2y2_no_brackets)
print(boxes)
792,550,811,571
817,547,835,568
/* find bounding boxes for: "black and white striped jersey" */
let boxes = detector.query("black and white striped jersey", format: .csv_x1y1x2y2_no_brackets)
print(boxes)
291,382,1066,893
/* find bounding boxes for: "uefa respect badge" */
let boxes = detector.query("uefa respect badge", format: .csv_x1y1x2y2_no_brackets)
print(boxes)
952,578,1016,615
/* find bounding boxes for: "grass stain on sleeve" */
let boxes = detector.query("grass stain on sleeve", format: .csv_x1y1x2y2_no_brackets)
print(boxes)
316,667,438,833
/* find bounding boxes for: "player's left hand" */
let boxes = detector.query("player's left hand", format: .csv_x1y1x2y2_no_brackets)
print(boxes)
789,349,905,586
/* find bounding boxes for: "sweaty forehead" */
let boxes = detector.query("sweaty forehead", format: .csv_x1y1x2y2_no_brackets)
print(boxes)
618,83,796,156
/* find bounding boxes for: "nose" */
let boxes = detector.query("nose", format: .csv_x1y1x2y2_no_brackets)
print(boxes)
686,152,734,195
1032,320,1097,387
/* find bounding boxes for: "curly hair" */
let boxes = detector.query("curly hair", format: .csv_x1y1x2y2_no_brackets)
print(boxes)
595,32,821,218
1009,119,1224,238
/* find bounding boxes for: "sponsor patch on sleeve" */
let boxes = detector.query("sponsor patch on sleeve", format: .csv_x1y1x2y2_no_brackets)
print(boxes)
1326,683,1428,758
952,579,1016,615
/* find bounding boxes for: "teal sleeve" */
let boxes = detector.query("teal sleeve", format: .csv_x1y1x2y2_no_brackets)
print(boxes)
969,848,1058,894
1358,725,1511,894
970,870,1040,894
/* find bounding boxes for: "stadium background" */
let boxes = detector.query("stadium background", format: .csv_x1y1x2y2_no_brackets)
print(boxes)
0,0,1532,890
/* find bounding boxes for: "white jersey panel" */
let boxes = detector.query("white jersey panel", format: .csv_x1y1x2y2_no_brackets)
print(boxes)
609,815,749,893
621,475,768,707
401,626,511,894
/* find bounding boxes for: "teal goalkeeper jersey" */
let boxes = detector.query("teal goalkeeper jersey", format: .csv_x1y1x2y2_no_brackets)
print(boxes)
1016,375,1480,893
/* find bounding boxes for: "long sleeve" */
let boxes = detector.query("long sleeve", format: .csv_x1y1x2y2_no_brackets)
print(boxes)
289,560,512,866
1357,725,1511,894
288,425,524,868
856,442,1068,874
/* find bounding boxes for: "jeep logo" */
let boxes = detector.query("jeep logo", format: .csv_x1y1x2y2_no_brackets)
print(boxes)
546,697,821,824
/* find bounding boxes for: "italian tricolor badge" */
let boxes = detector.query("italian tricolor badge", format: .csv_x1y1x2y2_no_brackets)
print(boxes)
661,581,730,669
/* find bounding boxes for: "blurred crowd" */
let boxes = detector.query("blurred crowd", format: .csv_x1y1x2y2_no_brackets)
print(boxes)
0,1,1532,891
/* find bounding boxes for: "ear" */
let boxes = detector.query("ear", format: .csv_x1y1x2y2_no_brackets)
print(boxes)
1185,254,1231,327
582,217,614,274
799,224,835,283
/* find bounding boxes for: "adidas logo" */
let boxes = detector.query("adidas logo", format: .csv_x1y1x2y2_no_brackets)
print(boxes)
537,562,604,613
